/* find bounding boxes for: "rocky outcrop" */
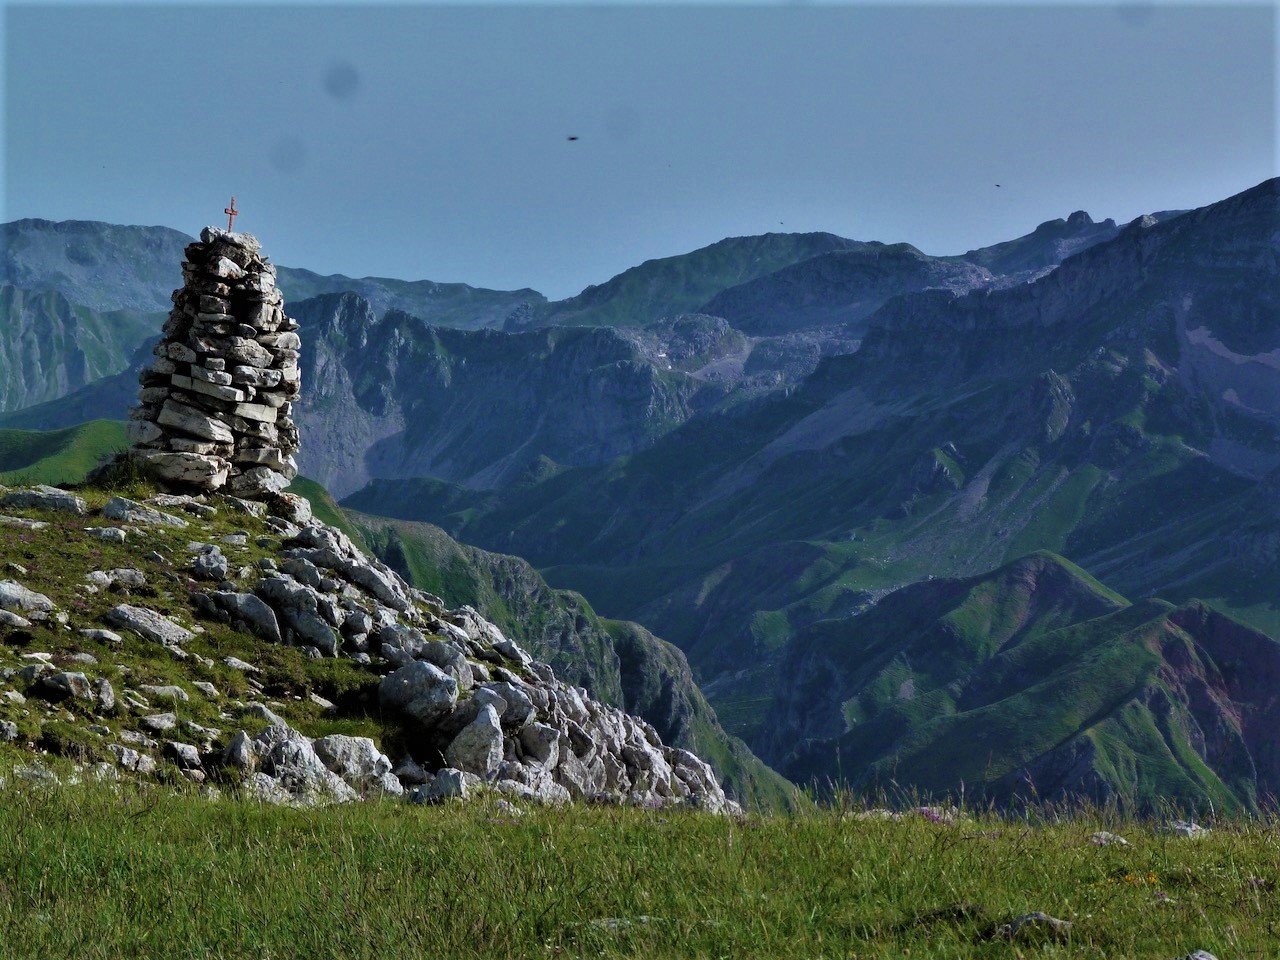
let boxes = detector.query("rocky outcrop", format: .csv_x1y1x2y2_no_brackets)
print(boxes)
189,513,736,811
123,228,300,497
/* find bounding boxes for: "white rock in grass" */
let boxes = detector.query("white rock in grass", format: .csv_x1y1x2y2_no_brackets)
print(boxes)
0,581,55,617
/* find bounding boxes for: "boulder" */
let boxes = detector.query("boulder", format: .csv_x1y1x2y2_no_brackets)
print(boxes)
380,661,458,726
0,581,55,618
104,605,194,645
0,485,87,516
251,724,357,804
208,592,282,643
444,703,504,778
313,735,403,796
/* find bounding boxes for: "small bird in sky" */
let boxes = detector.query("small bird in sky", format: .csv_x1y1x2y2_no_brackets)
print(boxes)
566,136,579,141
995,183,1002,188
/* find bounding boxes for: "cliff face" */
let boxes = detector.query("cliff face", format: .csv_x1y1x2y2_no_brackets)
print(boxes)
292,294,713,495
0,286,159,413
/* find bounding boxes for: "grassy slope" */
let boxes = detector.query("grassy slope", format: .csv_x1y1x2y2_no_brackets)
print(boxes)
1,782,1277,960
773,554,1280,813
0,420,126,485
0,480,394,769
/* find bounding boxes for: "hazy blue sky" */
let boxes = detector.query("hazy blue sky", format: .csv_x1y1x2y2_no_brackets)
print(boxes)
5,2,1275,298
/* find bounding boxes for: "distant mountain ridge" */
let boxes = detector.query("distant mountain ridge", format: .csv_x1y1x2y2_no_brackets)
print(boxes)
767,552,1280,812
337,178,1279,803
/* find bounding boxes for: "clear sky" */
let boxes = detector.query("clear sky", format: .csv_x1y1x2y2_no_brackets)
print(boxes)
4,2,1275,298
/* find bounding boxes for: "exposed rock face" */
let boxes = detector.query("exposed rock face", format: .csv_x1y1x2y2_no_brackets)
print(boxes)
124,227,300,497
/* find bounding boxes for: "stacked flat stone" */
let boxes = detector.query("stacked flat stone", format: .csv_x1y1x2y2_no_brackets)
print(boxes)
127,227,301,497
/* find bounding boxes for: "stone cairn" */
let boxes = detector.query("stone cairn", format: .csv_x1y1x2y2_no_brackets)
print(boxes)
126,227,300,497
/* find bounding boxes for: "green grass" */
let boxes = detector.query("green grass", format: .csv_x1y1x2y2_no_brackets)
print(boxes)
0,782,1276,959
0,480,396,756
0,420,126,485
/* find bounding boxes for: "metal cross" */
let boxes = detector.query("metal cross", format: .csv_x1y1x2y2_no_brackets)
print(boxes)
224,196,239,231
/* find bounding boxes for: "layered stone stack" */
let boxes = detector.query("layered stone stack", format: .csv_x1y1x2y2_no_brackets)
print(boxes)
126,227,300,497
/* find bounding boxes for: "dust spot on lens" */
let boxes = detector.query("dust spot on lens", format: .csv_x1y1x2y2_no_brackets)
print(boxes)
324,61,360,100
1115,3,1155,27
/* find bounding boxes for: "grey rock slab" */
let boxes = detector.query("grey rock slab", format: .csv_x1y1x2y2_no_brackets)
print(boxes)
0,515,48,531
140,684,189,703
35,671,94,703
208,592,282,644
108,744,158,774
0,609,33,629
252,724,357,804
223,731,255,770
0,485,87,516
192,551,230,581
140,712,178,733
313,735,403,796
134,451,229,489
0,581,55,616
444,703,504,778
164,741,203,769
102,497,189,528
254,576,337,654
79,628,123,643
105,605,195,645
995,913,1072,943
86,527,127,543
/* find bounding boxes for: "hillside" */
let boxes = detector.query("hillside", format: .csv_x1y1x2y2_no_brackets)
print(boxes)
0,477,742,814
766,553,1280,813
519,232,867,329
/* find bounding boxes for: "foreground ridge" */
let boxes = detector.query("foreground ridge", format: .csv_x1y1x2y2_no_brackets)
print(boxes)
0,482,735,812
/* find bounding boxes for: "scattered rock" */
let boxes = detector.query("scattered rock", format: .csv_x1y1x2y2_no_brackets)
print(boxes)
86,527,127,542
0,609,33,629
0,485,87,516
0,581,55,618
140,713,178,733
104,605,195,646
995,912,1072,943
102,496,189,528
313,735,403,796
140,684,189,703
1089,831,1130,847
0,515,48,531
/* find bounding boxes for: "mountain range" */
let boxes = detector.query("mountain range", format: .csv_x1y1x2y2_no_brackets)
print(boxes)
1,177,1275,810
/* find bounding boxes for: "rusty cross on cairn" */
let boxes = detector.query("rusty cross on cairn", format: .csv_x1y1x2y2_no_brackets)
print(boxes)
224,196,239,231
